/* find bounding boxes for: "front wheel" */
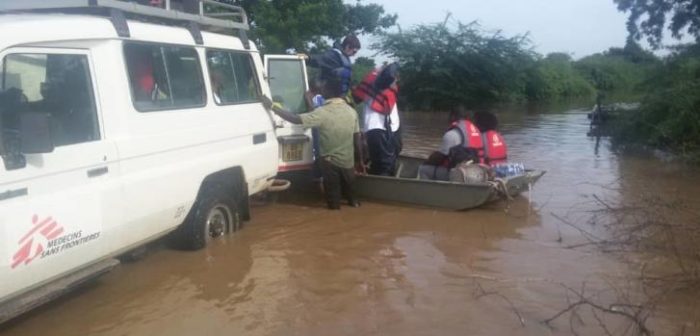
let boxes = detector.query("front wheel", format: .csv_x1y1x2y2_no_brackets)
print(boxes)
178,185,240,250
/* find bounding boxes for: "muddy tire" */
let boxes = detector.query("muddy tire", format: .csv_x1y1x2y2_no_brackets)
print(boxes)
178,184,240,250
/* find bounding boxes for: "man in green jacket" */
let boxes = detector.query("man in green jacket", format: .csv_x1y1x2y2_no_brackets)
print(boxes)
262,76,364,210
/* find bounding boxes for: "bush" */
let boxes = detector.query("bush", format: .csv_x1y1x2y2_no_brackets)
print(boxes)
526,53,596,100
612,46,700,156
374,19,650,110
376,20,537,110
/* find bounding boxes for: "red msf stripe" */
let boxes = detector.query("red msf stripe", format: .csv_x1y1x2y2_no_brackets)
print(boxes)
278,163,314,172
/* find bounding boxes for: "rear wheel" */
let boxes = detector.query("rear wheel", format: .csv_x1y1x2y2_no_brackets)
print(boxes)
179,185,240,250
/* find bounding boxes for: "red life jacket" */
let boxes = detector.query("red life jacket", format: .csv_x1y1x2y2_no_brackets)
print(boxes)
482,130,508,166
441,119,484,166
135,61,155,95
352,69,398,115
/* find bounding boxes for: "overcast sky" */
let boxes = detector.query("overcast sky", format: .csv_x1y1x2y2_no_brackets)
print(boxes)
356,0,632,59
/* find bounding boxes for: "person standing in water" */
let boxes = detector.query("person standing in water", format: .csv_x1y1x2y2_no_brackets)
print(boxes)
263,76,364,210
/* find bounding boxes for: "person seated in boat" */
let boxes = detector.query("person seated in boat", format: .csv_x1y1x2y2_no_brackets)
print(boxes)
474,110,507,166
418,105,484,181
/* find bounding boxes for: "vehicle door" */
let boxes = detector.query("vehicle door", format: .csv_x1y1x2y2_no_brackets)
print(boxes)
263,55,313,172
0,48,121,302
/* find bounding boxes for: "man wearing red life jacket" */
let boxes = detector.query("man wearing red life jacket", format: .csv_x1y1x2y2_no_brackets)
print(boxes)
418,106,483,180
352,63,401,176
474,111,508,166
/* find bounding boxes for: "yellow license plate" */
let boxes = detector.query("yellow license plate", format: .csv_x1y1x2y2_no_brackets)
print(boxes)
283,143,303,162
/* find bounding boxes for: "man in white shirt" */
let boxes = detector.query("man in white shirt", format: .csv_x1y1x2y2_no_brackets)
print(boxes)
418,107,482,180
357,63,401,176
363,98,401,176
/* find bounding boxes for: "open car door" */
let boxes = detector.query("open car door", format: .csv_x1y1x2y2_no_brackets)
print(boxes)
264,54,314,172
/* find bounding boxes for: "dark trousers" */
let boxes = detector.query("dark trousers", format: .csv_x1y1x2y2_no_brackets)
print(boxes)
366,128,401,176
311,128,322,178
320,158,356,209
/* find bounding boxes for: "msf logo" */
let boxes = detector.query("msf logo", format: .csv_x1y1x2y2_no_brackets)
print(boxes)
469,124,480,137
11,215,64,269
491,133,503,147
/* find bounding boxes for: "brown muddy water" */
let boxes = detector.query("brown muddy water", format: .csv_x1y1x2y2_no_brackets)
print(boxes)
3,103,700,335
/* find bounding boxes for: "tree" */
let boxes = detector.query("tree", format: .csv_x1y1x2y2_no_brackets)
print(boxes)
525,53,595,100
351,56,376,84
614,0,700,48
223,0,396,53
377,20,538,110
603,39,658,64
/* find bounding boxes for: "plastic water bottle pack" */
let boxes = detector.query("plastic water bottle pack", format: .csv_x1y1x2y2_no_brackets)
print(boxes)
493,163,526,178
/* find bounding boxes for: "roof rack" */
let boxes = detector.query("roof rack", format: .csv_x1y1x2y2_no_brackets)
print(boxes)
0,0,251,48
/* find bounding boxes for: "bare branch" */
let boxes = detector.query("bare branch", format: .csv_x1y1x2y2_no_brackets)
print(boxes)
472,281,526,327
543,284,652,336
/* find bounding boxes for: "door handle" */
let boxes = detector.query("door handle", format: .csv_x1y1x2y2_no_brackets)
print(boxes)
253,133,267,144
0,188,28,202
87,167,109,178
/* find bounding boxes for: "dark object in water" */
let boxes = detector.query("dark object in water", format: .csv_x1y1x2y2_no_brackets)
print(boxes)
588,106,610,126
588,102,640,125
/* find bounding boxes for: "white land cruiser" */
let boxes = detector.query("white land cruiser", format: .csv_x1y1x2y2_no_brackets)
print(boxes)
0,0,310,323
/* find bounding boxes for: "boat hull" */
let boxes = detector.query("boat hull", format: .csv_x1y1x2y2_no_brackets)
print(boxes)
355,156,545,210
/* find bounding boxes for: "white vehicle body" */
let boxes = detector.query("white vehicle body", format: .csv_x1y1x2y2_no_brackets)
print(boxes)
0,2,303,321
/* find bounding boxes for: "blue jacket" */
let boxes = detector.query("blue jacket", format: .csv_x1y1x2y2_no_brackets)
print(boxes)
309,48,352,94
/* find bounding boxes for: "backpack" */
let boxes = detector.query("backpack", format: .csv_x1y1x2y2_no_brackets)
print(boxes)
446,127,479,168
447,146,479,168
449,162,489,184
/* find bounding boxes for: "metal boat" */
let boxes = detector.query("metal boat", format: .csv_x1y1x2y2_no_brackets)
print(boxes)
355,156,545,210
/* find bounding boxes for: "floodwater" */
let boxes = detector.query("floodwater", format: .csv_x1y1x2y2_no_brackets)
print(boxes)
3,102,700,335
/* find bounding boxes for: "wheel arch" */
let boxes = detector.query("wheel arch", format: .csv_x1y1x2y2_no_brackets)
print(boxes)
195,166,250,221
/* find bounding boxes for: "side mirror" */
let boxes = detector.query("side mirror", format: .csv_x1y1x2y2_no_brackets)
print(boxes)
20,112,54,154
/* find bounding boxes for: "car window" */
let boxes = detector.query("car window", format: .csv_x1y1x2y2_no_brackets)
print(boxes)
266,58,307,114
206,50,260,105
124,43,205,111
0,53,99,148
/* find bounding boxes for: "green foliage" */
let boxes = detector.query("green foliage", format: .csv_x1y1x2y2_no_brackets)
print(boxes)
377,20,538,110
526,53,595,100
375,19,615,109
612,47,700,154
351,56,376,85
614,0,700,48
607,39,659,64
576,55,645,92
226,0,396,53
612,1,700,158
575,40,659,92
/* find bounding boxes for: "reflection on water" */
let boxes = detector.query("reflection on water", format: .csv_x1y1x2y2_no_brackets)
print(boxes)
2,103,700,336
